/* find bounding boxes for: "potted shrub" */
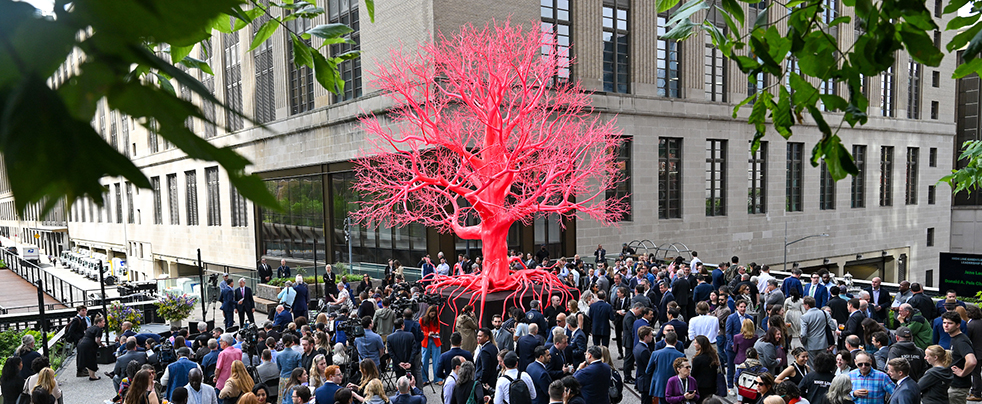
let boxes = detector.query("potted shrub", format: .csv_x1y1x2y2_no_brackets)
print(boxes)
107,301,143,336
155,291,197,329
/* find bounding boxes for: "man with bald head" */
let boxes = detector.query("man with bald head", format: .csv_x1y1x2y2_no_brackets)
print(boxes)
865,277,892,322
184,368,218,404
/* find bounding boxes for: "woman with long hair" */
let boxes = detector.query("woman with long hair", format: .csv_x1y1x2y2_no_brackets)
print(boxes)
315,331,331,354
775,347,809,385
309,354,329,389
598,346,623,399
732,319,757,368
783,289,804,344
665,357,699,404
31,368,61,403
362,379,389,404
860,318,890,348
1,356,23,404
450,362,482,404
358,359,380,394
691,335,720,404
754,327,784,375
919,345,953,404
825,374,854,404
220,360,256,403
280,368,308,404
420,305,442,385
124,370,154,404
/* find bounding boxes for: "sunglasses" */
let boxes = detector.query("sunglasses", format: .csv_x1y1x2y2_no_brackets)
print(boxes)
856,362,872,367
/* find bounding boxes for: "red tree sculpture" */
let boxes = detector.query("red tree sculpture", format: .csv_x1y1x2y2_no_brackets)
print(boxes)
353,21,629,320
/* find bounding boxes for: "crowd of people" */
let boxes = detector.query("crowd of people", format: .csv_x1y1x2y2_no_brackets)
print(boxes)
6,249,981,404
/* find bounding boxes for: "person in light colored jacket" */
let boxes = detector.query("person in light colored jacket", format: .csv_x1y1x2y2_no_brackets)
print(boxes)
800,296,837,370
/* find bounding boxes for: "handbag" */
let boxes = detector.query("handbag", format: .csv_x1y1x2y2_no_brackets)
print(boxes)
736,371,760,399
715,364,727,397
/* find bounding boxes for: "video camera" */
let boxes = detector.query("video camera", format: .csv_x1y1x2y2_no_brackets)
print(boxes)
239,323,260,348
337,318,365,339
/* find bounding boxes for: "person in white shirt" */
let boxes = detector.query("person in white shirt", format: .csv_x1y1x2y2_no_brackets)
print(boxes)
494,351,537,404
689,252,702,272
436,258,451,276
688,301,719,341
756,265,775,294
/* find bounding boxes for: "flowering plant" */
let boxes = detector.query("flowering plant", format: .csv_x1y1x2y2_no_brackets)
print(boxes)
107,301,143,334
155,291,198,322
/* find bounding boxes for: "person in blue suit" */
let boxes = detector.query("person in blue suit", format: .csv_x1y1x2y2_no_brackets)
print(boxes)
526,346,552,404
436,332,472,380
547,335,571,381
656,283,675,324
389,375,427,404
589,291,614,347
712,263,726,291
567,318,588,365
220,279,235,329
803,273,828,310
633,326,654,404
646,331,685,403
573,346,611,404
724,299,753,389
271,305,293,331
781,268,804,298
886,357,920,404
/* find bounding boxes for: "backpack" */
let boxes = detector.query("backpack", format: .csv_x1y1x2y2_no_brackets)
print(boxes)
503,373,532,404
465,381,481,404
609,368,623,404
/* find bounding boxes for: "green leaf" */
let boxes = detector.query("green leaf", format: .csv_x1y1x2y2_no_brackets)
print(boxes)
950,22,982,53
945,0,972,14
948,14,981,31
806,104,832,136
720,0,745,27
773,86,794,138
662,18,698,40
899,24,944,66
657,0,683,13
170,45,194,64
307,23,354,40
828,142,859,180
178,56,214,75
334,50,361,61
964,23,982,61
667,0,710,27
819,94,848,111
954,57,982,79
365,0,375,22
250,19,279,52
702,21,726,47
313,51,342,95
291,34,313,68
72,0,243,47
828,16,851,26
0,3,77,85
733,93,757,118
154,72,176,95
753,5,770,28
790,73,819,106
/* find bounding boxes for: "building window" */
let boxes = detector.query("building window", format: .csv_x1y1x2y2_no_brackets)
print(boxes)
286,15,314,115
908,61,922,119
147,119,159,153
186,170,199,226
820,159,836,210
934,30,942,49
748,142,767,214
115,183,123,223
602,2,630,93
932,71,940,87
929,147,937,167
906,147,919,205
656,11,681,97
881,64,895,117
786,143,804,211
658,137,682,219
607,137,632,221
880,146,894,206
223,31,243,132
252,2,275,124
126,182,134,224
927,227,935,246
109,110,118,151
935,0,942,16
706,139,727,216
851,145,867,208
206,167,221,226
704,9,726,102
541,0,572,83
329,0,362,102
167,174,179,225
931,101,939,119
928,185,936,204
230,185,248,227
151,176,162,225
200,40,217,138
121,114,130,157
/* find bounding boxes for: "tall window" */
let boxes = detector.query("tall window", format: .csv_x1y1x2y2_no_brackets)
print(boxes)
602,1,630,93
657,11,680,97
147,119,159,153
658,137,682,219
748,142,767,214
606,137,632,221
151,176,162,225
907,60,922,119
200,40,217,138
704,9,726,102
906,147,919,204
126,182,134,223
786,142,803,212
287,15,315,114
851,145,866,208
880,146,894,206
820,159,835,210
114,183,122,223
706,140,727,216
206,167,221,226
122,114,130,157
881,64,895,117
252,1,275,124
109,110,118,150
167,174,179,225
230,185,248,227
746,1,767,99
223,31,244,131
186,170,199,226
541,0,572,83
329,0,362,102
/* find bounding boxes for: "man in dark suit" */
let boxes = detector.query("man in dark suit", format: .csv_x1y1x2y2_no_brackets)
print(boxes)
234,278,256,326
475,328,499,390
611,287,632,359
908,283,937,321
257,258,272,283
843,298,867,344
567,318,587,366
621,303,640,382
388,376,427,404
827,286,849,326
436,332,473,380
220,279,235,329
547,335,571,381
526,301,549,339
672,270,692,321
589,291,614,347
657,282,675,324
387,318,415,378
865,277,892,322
517,324,544,373
633,326,654,404
112,338,148,391
572,346,611,404
657,308,689,346
526,346,552,404
631,285,651,308
886,357,920,404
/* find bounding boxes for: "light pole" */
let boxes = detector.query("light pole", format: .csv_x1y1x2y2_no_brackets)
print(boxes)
783,221,829,272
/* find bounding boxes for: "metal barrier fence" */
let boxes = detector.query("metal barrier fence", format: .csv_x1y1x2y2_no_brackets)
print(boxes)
0,249,101,313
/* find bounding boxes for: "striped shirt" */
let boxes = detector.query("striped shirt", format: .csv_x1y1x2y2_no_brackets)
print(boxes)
848,368,895,404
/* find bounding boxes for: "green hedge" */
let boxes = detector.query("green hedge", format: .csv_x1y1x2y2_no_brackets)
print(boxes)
0,329,65,370
267,273,361,287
